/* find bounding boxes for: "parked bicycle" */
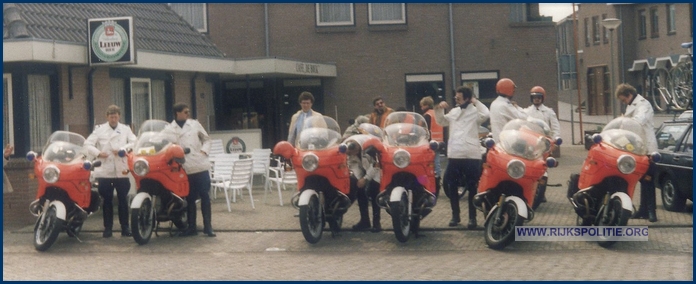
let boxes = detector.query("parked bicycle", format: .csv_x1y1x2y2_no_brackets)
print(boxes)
652,42,692,112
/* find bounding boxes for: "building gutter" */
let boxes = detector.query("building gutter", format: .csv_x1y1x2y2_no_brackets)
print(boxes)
448,4,456,95
265,3,270,57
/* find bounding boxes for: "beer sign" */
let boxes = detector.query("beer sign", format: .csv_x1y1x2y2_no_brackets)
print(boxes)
88,17,135,66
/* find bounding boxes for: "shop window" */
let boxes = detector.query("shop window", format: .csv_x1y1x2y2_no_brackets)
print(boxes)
316,3,354,26
368,3,405,25
169,3,208,33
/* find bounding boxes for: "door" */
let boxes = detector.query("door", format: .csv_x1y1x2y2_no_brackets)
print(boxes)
586,66,609,115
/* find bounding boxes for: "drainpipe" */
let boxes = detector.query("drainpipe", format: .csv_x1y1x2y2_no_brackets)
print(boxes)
618,8,625,84
448,4,456,96
265,3,270,57
190,72,198,118
87,68,96,130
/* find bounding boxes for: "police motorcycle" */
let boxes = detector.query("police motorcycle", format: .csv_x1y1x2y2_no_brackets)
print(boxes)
361,112,440,242
273,115,352,244
567,116,661,247
27,131,102,251
119,120,190,245
473,119,558,249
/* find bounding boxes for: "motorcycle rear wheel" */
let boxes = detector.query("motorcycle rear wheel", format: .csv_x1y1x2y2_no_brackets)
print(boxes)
131,198,155,245
391,191,411,243
299,194,324,244
484,200,523,250
597,196,631,248
34,204,64,251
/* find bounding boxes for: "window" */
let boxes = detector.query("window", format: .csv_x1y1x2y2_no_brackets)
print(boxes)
592,16,600,44
681,128,693,154
602,14,609,44
559,54,577,90
638,9,647,39
3,74,14,152
667,4,676,34
656,124,690,151
316,3,354,26
368,3,405,25
169,3,208,33
650,7,659,38
584,18,590,47
130,78,152,133
28,75,52,152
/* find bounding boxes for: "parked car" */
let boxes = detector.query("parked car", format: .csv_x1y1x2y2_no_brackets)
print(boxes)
654,112,693,212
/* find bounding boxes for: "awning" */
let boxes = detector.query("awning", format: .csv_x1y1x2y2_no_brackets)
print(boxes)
628,54,690,72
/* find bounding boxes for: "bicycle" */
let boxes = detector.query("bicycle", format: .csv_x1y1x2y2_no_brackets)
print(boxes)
651,42,693,112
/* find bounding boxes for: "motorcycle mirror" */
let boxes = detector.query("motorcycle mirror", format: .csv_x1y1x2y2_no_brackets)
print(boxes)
592,133,603,145
82,161,93,170
338,143,348,154
118,149,127,157
650,152,662,163
184,147,191,154
173,157,186,165
554,137,563,146
484,138,496,149
26,151,37,162
439,141,446,151
92,160,102,168
546,157,558,168
429,141,439,151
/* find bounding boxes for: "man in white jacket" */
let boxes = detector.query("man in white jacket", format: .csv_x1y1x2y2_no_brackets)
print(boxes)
84,105,137,238
435,86,490,228
616,83,659,222
489,78,527,141
168,103,216,236
287,91,322,146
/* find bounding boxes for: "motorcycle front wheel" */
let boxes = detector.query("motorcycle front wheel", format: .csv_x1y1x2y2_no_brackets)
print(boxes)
484,200,523,250
131,197,155,245
299,194,324,244
34,204,64,251
596,196,631,248
390,191,411,243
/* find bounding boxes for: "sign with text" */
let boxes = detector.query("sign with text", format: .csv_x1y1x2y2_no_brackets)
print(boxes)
88,17,135,66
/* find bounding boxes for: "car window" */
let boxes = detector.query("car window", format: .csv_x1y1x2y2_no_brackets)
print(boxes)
656,124,690,151
679,127,693,155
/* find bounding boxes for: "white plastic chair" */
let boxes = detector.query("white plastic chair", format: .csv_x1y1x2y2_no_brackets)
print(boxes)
220,158,255,211
209,139,225,157
209,153,239,199
265,157,298,206
251,148,271,192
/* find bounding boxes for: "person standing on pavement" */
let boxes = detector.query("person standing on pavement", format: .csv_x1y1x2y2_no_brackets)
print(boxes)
616,83,659,222
84,105,137,238
420,96,445,198
369,96,394,128
168,103,216,236
489,78,527,141
345,135,382,232
523,86,561,204
435,86,490,228
288,92,322,146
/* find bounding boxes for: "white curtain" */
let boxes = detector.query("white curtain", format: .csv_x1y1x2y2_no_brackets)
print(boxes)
370,4,403,22
131,80,150,133
318,3,351,23
3,75,12,147
152,80,166,120
110,78,125,122
28,75,52,152
170,3,206,31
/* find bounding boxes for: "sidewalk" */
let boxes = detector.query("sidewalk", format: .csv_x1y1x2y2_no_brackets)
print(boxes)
11,145,692,234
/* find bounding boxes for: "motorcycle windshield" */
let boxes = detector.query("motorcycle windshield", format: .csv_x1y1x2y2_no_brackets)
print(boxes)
133,120,178,156
297,116,342,150
42,131,87,164
498,119,549,160
357,123,385,141
600,117,648,155
383,111,429,147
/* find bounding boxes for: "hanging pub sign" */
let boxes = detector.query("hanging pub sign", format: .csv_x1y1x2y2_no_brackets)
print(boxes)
87,16,135,66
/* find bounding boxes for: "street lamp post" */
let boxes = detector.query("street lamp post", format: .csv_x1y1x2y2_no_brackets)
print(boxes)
602,18,622,118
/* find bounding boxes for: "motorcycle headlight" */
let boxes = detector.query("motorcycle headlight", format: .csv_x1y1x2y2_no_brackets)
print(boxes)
133,159,150,176
43,165,60,183
617,154,636,175
302,153,319,172
393,149,411,169
506,159,525,179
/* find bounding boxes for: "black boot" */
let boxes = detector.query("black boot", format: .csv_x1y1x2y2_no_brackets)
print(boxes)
180,203,198,237
370,209,381,233
467,191,477,229
648,211,658,222
202,200,216,237
449,194,460,227
538,176,548,203
103,227,112,238
435,177,441,199
121,225,132,237
353,188,371,231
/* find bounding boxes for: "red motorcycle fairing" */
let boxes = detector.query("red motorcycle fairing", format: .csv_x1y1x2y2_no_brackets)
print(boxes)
477,147,547,207
33,157,94,209
578,142,650,197
127,144,189,198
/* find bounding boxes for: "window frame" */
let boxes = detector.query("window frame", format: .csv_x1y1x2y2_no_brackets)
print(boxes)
638,9,647,39
592,16,600,45
315,3,355,27
650,6,659,38
130,78,153,133
584,18,590,47
368,3,406,25
168,3,208,33
3,73,14,154
602,14,609,44
666,4,676,35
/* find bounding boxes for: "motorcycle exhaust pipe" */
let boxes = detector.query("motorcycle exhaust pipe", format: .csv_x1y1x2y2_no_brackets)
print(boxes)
29,199,42,217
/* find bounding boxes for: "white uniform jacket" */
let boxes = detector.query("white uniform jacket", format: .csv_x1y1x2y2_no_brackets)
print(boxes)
489,96,528,141
524,104,561,138
434,101,490,159
624,94,658,153
167,119,212,175
84,122,137,179
345,134,381,183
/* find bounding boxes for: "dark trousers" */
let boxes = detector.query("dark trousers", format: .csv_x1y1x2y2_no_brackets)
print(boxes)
352,177,381,224
186,171,213,230
98,178,131,229
443,158,481,220
638,162,657,212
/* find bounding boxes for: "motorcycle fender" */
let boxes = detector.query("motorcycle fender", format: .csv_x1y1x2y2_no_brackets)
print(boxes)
130,192,152,209
389,186,407,203
485,196,528,220
610,192,634,212
298,189,318,206
48,200,67,221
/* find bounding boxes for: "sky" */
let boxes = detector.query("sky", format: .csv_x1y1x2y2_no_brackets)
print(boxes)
539,3,575,22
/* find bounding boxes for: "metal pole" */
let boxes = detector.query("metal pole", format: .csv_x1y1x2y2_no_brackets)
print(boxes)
571,3,584,144
610,28,616,118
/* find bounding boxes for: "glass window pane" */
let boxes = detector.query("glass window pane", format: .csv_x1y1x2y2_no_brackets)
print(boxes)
28,75,52,152
316,3,353,26
370,3,405,24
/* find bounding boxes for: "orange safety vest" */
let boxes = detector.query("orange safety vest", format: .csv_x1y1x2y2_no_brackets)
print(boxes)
425,109,444,142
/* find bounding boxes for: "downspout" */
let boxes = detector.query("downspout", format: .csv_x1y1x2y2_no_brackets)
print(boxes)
448,4,456,96
618,7,625,84
190,72,198,118
265,3,270,57
87,68,96,130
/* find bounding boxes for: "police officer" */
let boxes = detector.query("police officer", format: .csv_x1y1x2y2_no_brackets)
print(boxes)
489,78,528,142
524,86,561,204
